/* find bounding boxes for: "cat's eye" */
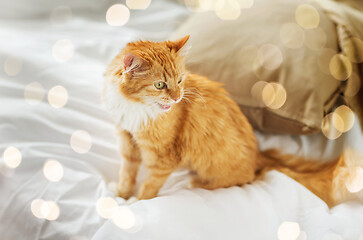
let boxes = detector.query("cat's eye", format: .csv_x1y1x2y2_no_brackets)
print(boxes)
177,78,182,84
154,81,166,89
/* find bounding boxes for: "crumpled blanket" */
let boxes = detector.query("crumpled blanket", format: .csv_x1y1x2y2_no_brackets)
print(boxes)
315,0,363,129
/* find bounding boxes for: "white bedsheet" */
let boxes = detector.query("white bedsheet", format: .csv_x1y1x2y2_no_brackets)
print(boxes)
0,1,362,239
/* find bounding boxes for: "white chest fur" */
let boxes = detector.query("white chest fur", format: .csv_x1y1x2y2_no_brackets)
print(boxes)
103,81,159,133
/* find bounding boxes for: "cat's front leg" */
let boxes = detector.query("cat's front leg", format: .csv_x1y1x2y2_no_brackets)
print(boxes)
137,161,175,200
117,130,141,199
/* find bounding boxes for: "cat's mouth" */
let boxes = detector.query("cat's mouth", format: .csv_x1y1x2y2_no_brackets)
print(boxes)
157,103,172,111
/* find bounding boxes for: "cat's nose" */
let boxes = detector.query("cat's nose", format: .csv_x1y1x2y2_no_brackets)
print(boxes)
170,91,180,102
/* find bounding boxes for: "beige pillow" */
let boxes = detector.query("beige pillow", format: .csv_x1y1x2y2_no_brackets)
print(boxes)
170,0,341,135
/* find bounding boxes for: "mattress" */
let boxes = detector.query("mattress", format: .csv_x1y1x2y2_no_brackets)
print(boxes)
1,0,362,239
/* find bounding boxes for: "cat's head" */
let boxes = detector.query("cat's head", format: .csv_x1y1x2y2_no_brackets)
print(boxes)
107,35,190,113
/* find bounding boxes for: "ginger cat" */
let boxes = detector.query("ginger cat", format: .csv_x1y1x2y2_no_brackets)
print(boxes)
103,36,363,207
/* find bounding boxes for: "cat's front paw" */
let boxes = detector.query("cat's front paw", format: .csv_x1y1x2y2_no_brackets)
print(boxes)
137,184,158,200
117,189,133,200
117,182,134,199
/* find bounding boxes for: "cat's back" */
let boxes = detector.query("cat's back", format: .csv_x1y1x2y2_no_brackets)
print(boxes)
183,74,226,100
182,73,245,124
179,73,258,172
180,73,256,143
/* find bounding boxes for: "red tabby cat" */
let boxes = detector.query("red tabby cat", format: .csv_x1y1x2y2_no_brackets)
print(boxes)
103,35,363,207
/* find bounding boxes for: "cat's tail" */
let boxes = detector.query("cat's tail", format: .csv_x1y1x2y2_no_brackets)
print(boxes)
257,149,363,207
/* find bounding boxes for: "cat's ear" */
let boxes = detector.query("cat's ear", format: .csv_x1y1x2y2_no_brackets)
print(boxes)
166,35,190,53
123,53,144,73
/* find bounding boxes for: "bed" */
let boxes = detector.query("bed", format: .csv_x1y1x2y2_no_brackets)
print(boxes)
1,0,363,239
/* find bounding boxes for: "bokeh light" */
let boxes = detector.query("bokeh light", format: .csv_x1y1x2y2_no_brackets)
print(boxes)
317,48,337,75
321,112,343,140
106,4,130,26
70,130,92,154
41,201,60,221
263,83,287,109
261,83,275,107
112,206,136,230
257,44,283,70
96,197,118,219
126,0,151,10
31,199,60,221
304,27,327,51
48,85,68,108
52,39,74,63
322,233,343,240
43,159,64,182
345,166,363,193
345,37,363,63
251,81,268,105
333,105,354,133
24,81,45,105
2,146,22,169
345,73,361,97
31,199,45,219
3,56,22,76
277,221,301,240
295,4,320,29
251,81,287,109
329,54,352,81
215,0,241,20
50,5,72,24
280,23,305,49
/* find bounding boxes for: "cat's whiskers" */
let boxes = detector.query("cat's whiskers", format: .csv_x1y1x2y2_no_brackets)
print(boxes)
181,91,195,105
183,88,207,107
183,92,199,102
186,87,205,101
184,88,205,100
181,96,192,105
